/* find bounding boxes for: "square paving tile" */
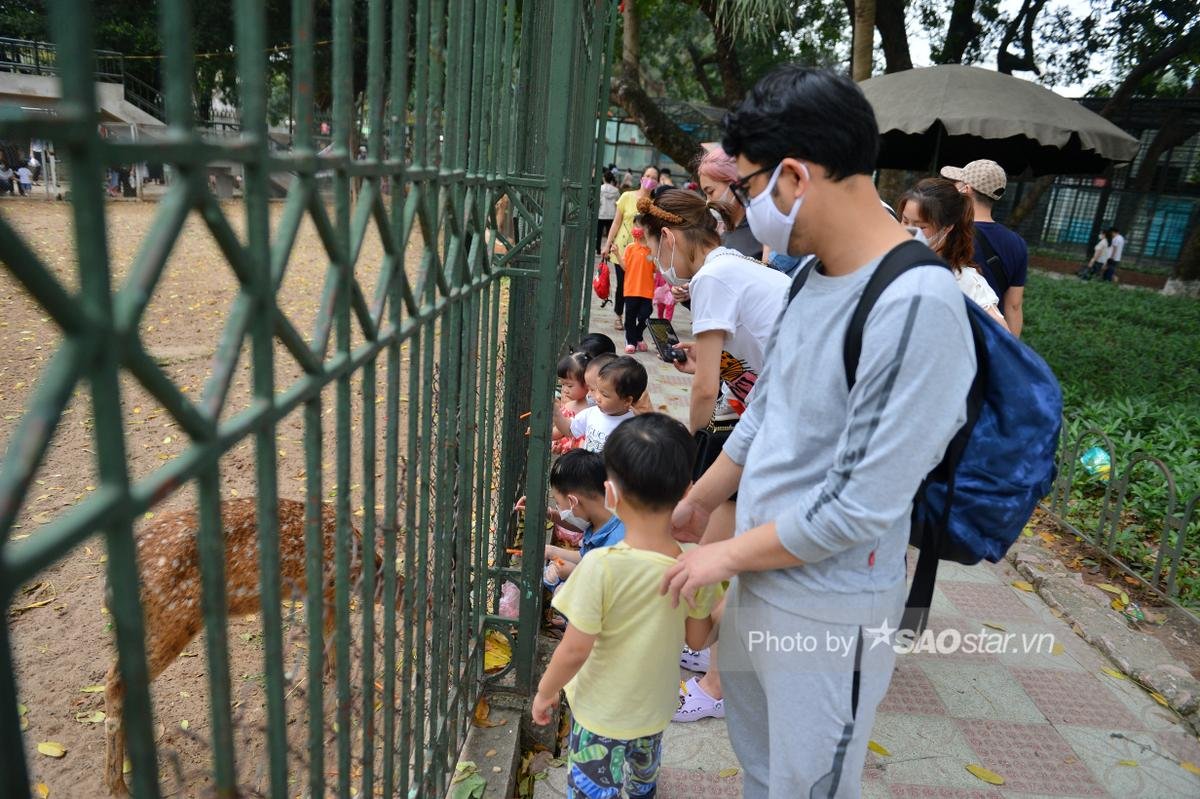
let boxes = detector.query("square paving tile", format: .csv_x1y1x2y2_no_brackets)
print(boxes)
938,581,1038,621
866,713,988,790
1093,669,1189,732
956,719,1107,796
879,658,948,715
661,716,739,772
1055,725,1200,799
904,616,995,664
656,767,744,798
1156,729,1200,765
1010,667,1143,729
920,661,1046,723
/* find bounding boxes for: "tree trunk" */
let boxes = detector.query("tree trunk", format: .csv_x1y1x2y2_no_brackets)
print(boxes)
697,0,746,106
935,0,979,64
609,1,701,168
1006,174,1054,228
1164,219,1200,293
852,0,876,81
874,0,912,73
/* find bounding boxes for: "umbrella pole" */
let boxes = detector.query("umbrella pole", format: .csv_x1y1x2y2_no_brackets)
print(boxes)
930,124,943,173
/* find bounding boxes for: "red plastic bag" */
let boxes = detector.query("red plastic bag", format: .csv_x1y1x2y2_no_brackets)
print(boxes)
593,257,611,302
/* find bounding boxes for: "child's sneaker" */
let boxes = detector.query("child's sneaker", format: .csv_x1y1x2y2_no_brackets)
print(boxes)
624,344,636,354
673,677,724,722
679,646,710,672
636,342,648,352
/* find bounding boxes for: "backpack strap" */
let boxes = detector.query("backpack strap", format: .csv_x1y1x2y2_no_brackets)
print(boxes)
974,228,1010,302
842,239,946,390
787,257,819,303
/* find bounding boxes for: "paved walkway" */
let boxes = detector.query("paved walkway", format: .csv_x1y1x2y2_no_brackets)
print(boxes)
537,291,1200,799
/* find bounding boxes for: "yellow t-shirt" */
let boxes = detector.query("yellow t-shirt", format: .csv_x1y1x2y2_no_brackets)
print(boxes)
611,191,642,264
552,541,718,739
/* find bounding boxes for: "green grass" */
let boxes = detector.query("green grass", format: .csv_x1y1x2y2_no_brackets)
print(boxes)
1022,272,1200,604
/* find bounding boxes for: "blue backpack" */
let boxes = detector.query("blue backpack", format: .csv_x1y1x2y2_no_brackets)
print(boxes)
789,240,1062,633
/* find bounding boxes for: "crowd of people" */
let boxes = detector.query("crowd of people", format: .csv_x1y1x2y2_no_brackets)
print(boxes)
524,66,1048,799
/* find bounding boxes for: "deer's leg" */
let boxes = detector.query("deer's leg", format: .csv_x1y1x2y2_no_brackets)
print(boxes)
104,661,128,796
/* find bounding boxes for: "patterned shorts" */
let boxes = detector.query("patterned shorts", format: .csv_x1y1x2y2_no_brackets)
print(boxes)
566,715,663,799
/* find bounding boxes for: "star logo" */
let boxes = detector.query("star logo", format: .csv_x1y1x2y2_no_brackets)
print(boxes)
864,618,897,651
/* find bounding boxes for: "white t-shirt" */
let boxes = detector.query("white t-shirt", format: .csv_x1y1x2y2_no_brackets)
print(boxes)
1092,237,1111,263
598,183,619,220
955,266,1000,311
688,247,790,421
16,167,32,183
1109,233,1125,262
570,406,635,452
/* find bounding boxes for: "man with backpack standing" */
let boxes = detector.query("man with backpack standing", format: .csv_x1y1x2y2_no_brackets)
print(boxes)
941,159,1029,337
660,67,978,798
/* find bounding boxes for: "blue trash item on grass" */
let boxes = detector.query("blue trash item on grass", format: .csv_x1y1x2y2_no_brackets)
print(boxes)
1080,446,1111,480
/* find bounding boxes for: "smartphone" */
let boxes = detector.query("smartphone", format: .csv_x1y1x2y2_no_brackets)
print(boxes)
646,319,688,364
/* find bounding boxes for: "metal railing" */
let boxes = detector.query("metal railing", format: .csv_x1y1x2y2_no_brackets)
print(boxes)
0,2,614,798
1043,419,1200,616
0,35,123,81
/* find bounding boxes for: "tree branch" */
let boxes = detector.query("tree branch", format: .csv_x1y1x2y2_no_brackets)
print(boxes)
935,0,980,64
695,0,747,106
1101,27,1200,117
997,0,1046,75
685,43,722,107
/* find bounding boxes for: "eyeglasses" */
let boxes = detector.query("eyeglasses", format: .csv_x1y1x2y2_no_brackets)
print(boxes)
730,163,778,207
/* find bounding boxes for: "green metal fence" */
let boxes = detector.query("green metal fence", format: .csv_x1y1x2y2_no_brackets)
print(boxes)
0,0,614,796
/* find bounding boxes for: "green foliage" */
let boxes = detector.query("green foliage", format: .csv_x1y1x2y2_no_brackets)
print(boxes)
1024,273,1200,602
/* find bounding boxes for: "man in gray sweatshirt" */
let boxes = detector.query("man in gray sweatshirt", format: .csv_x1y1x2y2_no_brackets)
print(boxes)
662,67,976,798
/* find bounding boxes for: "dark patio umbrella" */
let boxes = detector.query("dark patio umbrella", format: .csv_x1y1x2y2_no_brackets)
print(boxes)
859,65,1140,176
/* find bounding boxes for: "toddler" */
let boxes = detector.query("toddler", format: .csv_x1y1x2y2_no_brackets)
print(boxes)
653,268,675,320
552,352,590,454
540,449,626,589
621,228,655,353
553,356,646,452
532,414,717,798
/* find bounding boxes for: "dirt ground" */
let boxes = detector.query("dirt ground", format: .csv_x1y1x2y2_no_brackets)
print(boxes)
0,196,491,797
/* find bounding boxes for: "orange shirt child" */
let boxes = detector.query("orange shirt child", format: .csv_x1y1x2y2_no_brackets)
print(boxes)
622,238,656,300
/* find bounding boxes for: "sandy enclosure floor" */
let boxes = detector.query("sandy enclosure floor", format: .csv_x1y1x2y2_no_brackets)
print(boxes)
1,197,504,797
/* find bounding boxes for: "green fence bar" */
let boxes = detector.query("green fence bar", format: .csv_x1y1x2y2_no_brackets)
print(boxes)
0,1,615,796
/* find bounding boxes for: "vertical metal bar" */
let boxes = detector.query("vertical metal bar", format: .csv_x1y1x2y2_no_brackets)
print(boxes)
515,0,581,693
48,2,162,797
194,469,237,796
303,397,326,799
233,0,289,793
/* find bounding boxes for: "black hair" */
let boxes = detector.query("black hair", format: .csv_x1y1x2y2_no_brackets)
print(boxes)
660,167,672,176
556,351,588,382
549,448,607,498
721,66,879,181
597,356,647,401
585,351,617,374
603,414,696,511
576,333,616,358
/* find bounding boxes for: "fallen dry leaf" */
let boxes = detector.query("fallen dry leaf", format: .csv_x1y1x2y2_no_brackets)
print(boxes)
472,696,504,728
1182,761,1200,776
35,783,49,798
1011,580,1034,592
1150,691,1169,707
80,684,105,693
1100,667,1127,680
868,740,891,757
37,741,66,758
1117,759,1138,767
1096,583,1122,595
718,767,739,778
965,763,1004,785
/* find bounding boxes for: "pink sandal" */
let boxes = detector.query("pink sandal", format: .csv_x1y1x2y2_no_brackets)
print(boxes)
673,677,725,722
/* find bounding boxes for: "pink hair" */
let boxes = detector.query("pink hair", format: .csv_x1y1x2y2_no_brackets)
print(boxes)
697,147,740,186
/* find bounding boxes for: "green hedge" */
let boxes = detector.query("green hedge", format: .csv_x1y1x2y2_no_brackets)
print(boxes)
1022,272,1200,604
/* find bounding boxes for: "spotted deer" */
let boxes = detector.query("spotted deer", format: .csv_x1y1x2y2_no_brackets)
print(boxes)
104,497,403,795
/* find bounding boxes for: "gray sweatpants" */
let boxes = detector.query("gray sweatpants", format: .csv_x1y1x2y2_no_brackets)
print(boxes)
720,578,901,799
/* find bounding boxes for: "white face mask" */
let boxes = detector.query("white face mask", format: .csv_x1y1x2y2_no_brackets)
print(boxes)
556,496,590,532
603,481,620,515
657,232,689,286
745,162,807,256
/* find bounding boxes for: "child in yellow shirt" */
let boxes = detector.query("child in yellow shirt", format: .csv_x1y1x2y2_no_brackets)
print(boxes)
532,413,717,798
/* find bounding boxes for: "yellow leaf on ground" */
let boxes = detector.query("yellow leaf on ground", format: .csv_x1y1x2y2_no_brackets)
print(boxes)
1111,598,1126,611
483,630,511,673
1120,592,1130,606
75,710,106,724
718,767,739,778
180,719,190,730
1150,691,1169,707
80,684,105,693
35,783,49,798
1117,759,1138,767
982,623,1006,632
37,741,66,758
472,695,504,728
1100,668,1127,680
1096,583,1122,595
965,764,1005,785
1181,761,1200,776
1012,580,1035,592
868,740,891,757
1051,642,1065,656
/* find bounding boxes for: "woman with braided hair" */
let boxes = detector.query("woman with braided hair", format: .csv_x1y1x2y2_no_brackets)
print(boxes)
634,188,789,723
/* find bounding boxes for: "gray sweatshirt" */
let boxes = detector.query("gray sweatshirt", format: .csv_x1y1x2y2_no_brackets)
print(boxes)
724,255,976,625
